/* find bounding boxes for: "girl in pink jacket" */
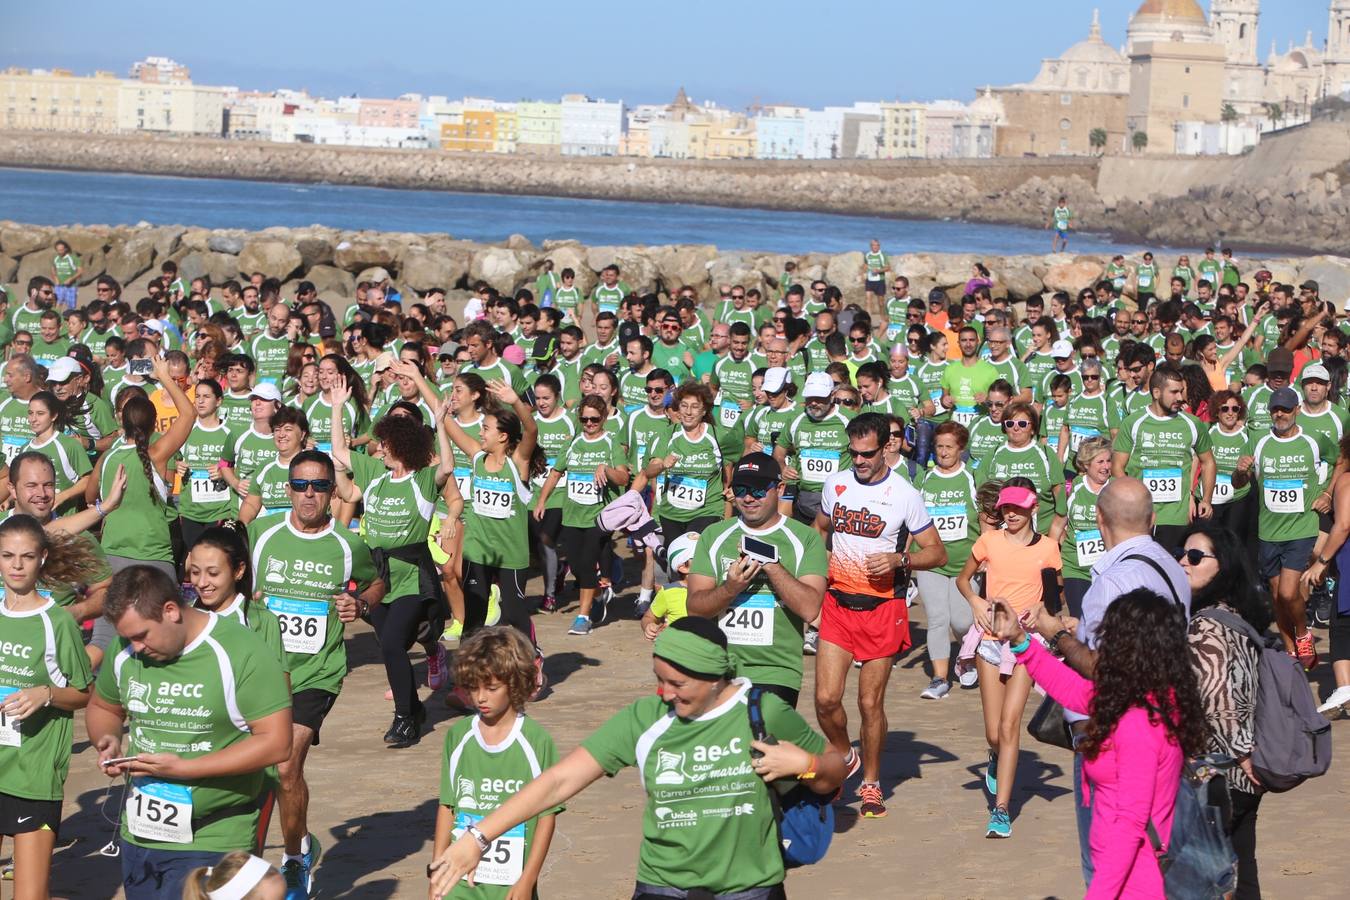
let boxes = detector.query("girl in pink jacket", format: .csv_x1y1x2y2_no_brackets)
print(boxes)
993,589,1210,898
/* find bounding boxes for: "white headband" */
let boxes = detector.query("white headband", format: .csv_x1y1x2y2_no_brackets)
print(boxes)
207,856,273,900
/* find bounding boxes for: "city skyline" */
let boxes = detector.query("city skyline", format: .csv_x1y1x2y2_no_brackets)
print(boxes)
2,0,1336,109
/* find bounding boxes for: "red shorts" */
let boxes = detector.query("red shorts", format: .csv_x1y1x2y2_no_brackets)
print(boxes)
818,591,911,662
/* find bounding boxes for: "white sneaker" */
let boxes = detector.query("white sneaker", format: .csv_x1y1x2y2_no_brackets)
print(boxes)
1317,684,1350,715
802,628,819,655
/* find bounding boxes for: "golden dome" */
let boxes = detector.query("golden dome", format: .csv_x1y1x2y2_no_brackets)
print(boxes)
1132,0,1207,21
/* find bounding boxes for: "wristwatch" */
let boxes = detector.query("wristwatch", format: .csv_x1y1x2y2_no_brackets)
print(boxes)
1050,629,1074,654
1317,555,1331,566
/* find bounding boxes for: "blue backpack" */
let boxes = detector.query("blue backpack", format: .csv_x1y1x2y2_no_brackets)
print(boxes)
746,687,834,867
1146,755,1238,900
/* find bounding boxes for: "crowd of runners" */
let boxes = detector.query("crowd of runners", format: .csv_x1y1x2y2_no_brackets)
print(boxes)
0,234,1344,899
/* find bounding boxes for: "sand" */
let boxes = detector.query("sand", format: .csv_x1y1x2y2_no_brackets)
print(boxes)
47,582,1350,900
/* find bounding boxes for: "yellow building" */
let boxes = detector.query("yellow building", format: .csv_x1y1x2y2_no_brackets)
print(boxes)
879,102,927,158
116,80,226,135
0,67,121,133
493,111,517,153
441,110,498,152
1127,40,1226,153
706,119,755,159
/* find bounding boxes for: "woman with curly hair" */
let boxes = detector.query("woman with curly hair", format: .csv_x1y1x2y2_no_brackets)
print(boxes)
989,588,1208,898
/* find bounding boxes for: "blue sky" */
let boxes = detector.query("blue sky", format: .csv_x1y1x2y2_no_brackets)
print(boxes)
1,1,1335,107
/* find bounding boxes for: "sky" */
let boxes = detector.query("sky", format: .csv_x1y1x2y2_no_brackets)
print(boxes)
1,1,1337,108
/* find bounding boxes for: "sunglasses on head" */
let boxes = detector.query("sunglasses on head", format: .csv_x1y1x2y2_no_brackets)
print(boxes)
1172,547,1217,565
289,478,333,494
732,484,775,499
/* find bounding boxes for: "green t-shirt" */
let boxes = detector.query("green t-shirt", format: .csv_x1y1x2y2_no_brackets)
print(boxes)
303,395,364,455
248,333,292,384
917,465,979,577
462,453,533,570
248,516,376,695
439,714,562,899
653,426,725,522
246,459,293,519
580,682,824,894
690,516,827,692
349,452,439,601
208,595,287,671
651,341,692,380
554,432,626,528
0,596,92,801
940,360,998,428
52,252,80,284
1206,424,1251,507
987,356,1029,397
580,338,621,370
1113,409,1212,527
1297,405,1348,489
916,360,949,424
618,367,653,415
100,437,175,563
552,285,582,317
96,614,290,852
68,392,119,452
1023,351,1057,391
464,359,528,398
977,441,1066,534
532,412,577,510
885,372,923,413
220,391,254,431
966,416,1005,473
712,355,756,428
30,335,71,367
626,406,675,476
0,395,34,465
178,422,237,523
775,408,851,492
231,427,277,483
1061,479,1107,581
1062,392,1119,457
590,281,631,316
1042,402,1069,455
1249,429,1334,542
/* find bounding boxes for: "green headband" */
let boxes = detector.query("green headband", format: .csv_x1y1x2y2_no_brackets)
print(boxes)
654,626,731,679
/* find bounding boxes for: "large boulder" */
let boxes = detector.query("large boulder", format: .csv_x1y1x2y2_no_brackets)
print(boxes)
74,249,106,285
400,247,471,293
295,235,336,270
237,240,303,281
1043,259,1104,293
208,233,246,255
825,251,866,304
891,253,939,283
333,238,396,272
649,244,717,296
1297,256,1350,304
149,226,185,260
15,250,55,292
177,250,243,286
470,247,537,295
104,234,157,284
302,265,357,301
0,255,16,284
709,254,769,302
0,226,53,259
998,265,1045,301
584,246,657,294
62,230,109,258
935,254,979,291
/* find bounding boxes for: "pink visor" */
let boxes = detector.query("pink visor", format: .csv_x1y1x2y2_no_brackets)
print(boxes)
996,486,1038,510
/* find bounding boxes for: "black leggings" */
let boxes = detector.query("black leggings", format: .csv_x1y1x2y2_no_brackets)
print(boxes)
1211,491,1258,558
367,595,437,717
1228,788,1262,900
462,559,536,647
561,524,610,590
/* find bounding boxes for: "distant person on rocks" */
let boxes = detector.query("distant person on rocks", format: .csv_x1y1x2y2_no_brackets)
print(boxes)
1048,196,1072,252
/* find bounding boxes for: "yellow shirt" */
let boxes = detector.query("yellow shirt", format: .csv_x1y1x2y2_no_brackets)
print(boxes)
649,584,688,624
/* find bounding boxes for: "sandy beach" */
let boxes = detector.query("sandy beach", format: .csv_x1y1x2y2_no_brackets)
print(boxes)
48,568,1350,899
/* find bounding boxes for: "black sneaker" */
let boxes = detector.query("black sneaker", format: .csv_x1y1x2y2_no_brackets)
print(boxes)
1311,585,1332,629
384,706,426,748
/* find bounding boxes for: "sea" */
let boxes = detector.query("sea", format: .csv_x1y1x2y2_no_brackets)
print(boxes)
0,165,1129,257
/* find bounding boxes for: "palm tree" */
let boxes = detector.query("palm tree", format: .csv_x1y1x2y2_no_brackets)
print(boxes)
1263,102,1285,127
1089,128,1108,155
1221,103,1239,124
1131,130,1149,153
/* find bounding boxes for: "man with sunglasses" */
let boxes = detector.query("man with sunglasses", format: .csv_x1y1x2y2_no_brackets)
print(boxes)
743,366,800,490
804,311,837,371
813,412,946,819
249,450,381,896
982,327,1031,403
1112,365,1215,551
650,313,695,382
686,453,828,709
1110,342,1155,421
720,286,755,330
1057,358,1119,461
12,276,55,341
1037,339,1082,407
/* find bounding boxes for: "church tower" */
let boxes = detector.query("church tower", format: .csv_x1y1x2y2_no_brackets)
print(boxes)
1327,1,1350,96
1210,0,1259,66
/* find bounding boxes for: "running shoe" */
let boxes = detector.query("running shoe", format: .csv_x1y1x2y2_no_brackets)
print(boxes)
485,584,502,627
842,747,861,780
986,806,1011,839
955,659,979,689
1310,584,1333,629
802,627,819,655
540,594,559,613
905,581,919,609
633,592,654,617
442,619,463,641
1317,684,1350,716
282,833,321,899
384,705,426,748
426,642,448,691
444,685,472,712
985,750,998,795
1,863,10,881
858,781,887,818
1295,631,1319,671
568,615,592,636
919,677,950,700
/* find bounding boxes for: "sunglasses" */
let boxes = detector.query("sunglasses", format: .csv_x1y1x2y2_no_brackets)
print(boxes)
835,397,860,408
852,445,882,459
579,415,602,424
732,484,774,499
1125,365,1146,374
889,431,904,440
645,386,667,394
1173,548,1218,566
1003,419,1032,430
1083,374,1101,381
1132,318,1148,325
289,478,334,493
1270,406,1296,414
1218,404,1241,413
850,337,867,343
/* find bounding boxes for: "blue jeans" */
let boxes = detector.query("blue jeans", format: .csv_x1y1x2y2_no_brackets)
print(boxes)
121,840,222,900
906,418,937,478
1074,752,1095,886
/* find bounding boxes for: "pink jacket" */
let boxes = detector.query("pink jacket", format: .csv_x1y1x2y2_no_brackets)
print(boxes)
1017,640,1182,899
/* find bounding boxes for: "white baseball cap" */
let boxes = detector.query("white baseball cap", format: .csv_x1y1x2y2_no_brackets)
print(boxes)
762,367,790,394
1050,340,1075,359
1300,363,1331,383
141,318,166,335
249,383,283,403
667,532,700,571
46,357,83,383
803,372,835,399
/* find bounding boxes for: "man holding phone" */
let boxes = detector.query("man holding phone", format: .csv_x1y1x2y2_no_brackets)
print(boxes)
686,453,828,708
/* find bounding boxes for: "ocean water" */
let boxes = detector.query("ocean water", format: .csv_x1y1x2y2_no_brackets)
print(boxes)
0,165,1126,256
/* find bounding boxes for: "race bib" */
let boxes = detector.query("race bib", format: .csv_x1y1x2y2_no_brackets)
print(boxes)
454,813,524,886
2,436,25,464
719,401,742,427
127,780,194,844
721,592,775,646
928,504,968,542
1263,478,1305,514
473,476,515,519
598,301,619,316
928,388,943,404
953,405,977,427
454,466,472,500
1068,425,1100,453
1212,474,1234,506
666,475,708,511
314,440,333,454
799,448,840,481
266,596,326,655
1138,272,1153,289
1075,528,1106,567
1142,467,1182,503
189,469,230,504
0,686,21,747
885,322,904,342
566,472,601,506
